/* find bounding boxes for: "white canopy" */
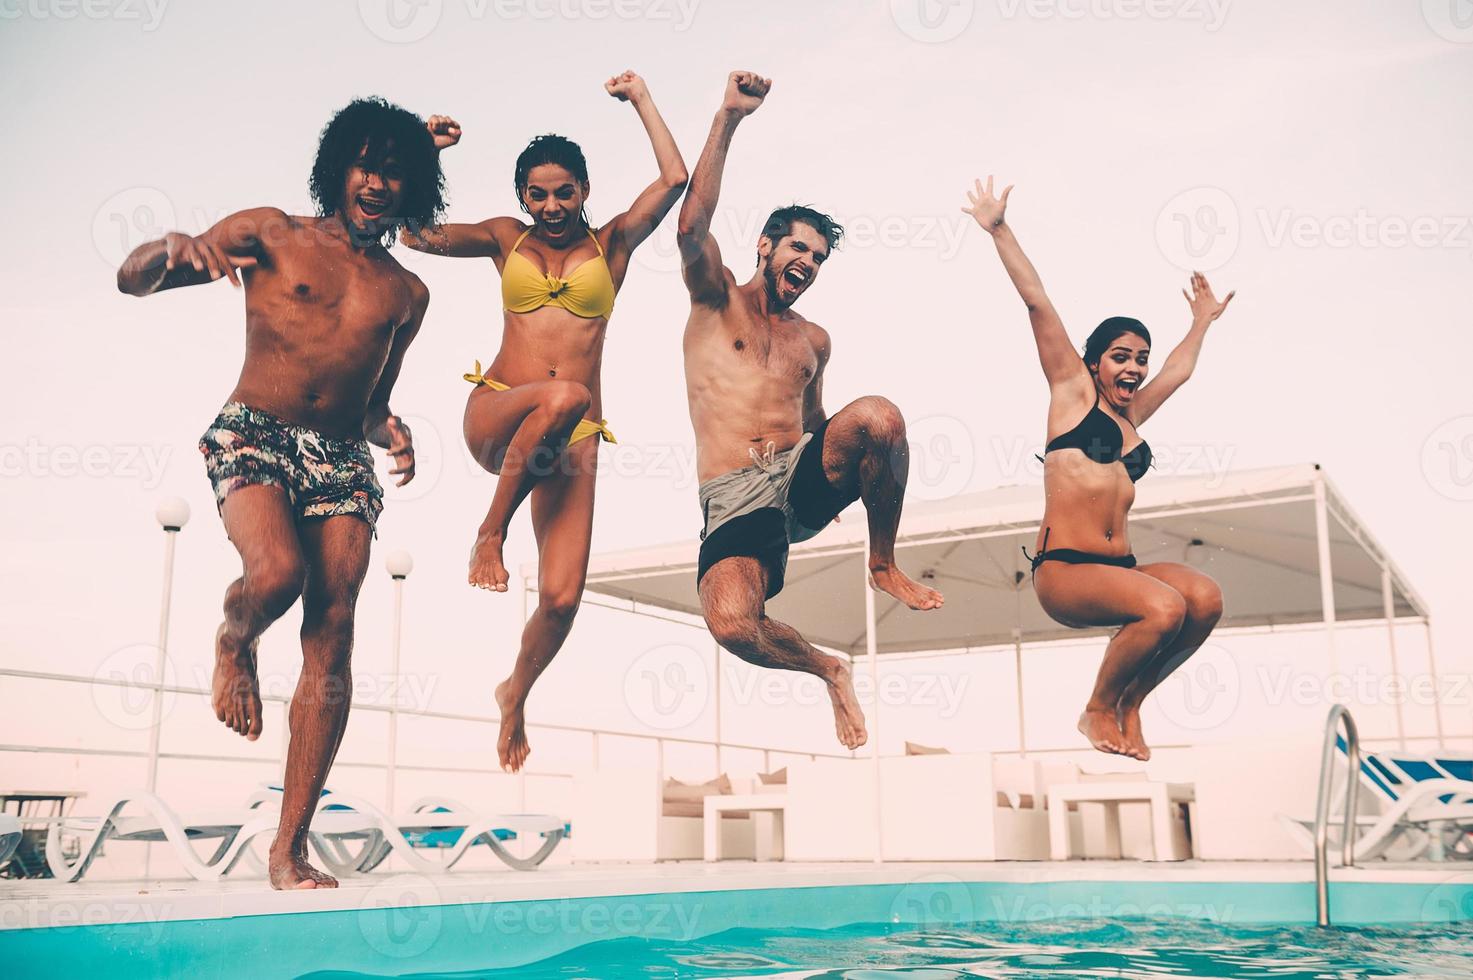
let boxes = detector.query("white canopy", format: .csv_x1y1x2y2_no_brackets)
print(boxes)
541,464,1427,657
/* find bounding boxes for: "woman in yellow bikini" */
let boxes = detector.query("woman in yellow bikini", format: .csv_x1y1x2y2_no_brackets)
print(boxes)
403,71,687,771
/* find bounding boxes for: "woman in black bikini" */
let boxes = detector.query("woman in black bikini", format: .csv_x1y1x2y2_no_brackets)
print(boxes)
964,177,1235,761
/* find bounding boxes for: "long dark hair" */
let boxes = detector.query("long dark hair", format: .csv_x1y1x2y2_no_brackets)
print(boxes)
309,97,445,247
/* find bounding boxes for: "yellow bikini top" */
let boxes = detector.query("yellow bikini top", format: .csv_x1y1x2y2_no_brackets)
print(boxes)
501,228,615,319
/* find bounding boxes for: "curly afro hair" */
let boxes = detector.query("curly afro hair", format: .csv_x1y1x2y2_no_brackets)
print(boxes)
309,97,445,247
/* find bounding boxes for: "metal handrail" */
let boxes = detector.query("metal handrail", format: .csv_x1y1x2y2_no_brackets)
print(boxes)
1313,703,1360,927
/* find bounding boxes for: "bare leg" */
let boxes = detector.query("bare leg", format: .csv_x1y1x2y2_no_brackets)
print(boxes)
700,557,867,750
495,437,597,773
1033,561,1188,760
214,485,306,741
818,396,943,611
1115,563,1224,760
463,381,593,593
267,515,371,890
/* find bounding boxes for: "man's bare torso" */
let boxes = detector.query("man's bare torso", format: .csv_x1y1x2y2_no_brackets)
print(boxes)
683,279,825,483
231,212,425,439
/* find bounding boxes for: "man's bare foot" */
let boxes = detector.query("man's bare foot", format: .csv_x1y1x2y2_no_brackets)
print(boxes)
468,528,510,592
825,660,869,750
495,679,531,772
268,847,338,890
1078,708,1131,757
869,563,944,611
1116,704,1151,761
213,623,263,740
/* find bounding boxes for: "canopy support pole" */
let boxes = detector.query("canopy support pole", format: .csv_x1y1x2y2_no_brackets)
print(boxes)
863,543,882,863
1313,473,1339,677
1380,567,1406,749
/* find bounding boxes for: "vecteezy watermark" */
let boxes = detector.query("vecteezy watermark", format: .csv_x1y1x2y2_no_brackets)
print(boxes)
1256,666,1473,710
889,873,977,928
624,643,710,730
0,897,175,938
0,0,168,30
1257,209,1473,252
90,643,179,732
905,415,977,502
1152,642,1240,732
92,186,178,269
0,438,173,488
988,893,1236,921
724,666,971,718
988,434,1238,486
633,206,973,277
1155,186,1241,272
1421,416,1473,502
357,874,444,959
890,0,975,42
995,0,1232,31
358,0,700,43
1157,185,1473,272
1421,0,1473,43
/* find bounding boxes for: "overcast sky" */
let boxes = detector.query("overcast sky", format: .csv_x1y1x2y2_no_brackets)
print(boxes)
3,1,1471,811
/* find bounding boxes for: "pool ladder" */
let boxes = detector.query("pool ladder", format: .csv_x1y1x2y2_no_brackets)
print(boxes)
1313,703,1361,927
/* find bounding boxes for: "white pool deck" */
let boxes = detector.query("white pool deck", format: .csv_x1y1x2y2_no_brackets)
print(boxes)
4,859,1472,931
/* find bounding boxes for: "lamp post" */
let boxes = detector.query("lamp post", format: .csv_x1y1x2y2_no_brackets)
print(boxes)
384,549,413,812
145,498,190,794
144,497,188,879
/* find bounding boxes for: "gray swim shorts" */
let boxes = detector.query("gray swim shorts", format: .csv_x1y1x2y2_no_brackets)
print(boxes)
696,418,855,599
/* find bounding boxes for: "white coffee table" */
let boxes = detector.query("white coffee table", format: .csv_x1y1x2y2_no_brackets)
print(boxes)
703,793,787,862
1046,781,1195,861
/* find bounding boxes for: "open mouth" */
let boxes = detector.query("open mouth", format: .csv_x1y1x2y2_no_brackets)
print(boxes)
542,215,570,234
782,266,809,289
1117,378,1140,395
357,196,389,219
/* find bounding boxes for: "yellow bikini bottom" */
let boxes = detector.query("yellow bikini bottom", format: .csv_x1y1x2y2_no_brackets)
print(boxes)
463,361,616,446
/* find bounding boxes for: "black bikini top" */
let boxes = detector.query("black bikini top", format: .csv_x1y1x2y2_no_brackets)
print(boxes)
1044,394,1153,482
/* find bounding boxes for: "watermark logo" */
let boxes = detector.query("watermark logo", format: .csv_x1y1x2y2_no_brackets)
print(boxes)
357,873,443,958
1419,875,1473,923
92,186,177,269
1421,415,1473,502
890,0,975,42
377,412,444,503
1422,0,1473,43
1156,186,1240,272
90,643,177,732
1153,642,1239,731
623,643,709,730
905,414,976,501
890,872,977,928
359,0,443,42
0,0,169,30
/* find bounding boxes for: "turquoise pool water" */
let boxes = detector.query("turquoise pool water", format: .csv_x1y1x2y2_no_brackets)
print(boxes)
311,918,1473,978
6,878,1473,977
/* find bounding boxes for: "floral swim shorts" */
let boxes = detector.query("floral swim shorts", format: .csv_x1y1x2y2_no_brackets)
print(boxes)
198,402,384,530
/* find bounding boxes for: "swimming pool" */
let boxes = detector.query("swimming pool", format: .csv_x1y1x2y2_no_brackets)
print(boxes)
4,865,1472,977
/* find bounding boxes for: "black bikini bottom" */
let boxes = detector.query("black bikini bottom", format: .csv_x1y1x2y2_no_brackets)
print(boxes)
1023,528,1136,573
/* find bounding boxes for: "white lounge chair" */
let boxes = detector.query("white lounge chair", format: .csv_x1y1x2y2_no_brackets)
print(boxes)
305,793,568,875
1280,737,1473,862
0,814,21,870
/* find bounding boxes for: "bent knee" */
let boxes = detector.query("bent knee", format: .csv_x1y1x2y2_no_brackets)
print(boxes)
705,612,760,653
544,381,593,422
849,395,905,441
1184,578,1225,624
1142,589,1188,634
539,588,584,623
248,558,306,613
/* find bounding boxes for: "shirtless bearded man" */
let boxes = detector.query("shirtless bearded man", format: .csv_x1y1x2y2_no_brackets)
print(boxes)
676,72,944,751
